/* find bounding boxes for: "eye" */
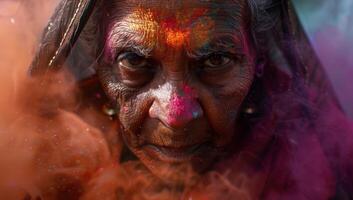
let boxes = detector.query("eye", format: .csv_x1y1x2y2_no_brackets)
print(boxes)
114,52,157,88
204,54,232,69
118,52,148,69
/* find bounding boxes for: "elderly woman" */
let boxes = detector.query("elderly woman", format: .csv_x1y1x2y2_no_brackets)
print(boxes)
17,0,353,199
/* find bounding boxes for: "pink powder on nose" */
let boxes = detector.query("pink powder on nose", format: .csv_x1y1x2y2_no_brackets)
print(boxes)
167,84,201,127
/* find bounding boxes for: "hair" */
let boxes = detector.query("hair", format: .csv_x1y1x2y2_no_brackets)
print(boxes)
248,0,281,32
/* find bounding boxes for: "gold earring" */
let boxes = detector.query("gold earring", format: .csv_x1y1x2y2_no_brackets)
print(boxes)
102,103,118,119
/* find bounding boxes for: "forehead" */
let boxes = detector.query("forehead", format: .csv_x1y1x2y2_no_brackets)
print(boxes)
108,0,246,28
111,0,246,13
105,0,248,57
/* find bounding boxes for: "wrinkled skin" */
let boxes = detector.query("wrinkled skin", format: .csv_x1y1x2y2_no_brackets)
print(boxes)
98,0,255,183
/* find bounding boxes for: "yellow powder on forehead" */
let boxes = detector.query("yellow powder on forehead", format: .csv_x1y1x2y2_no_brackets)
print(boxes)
125,7,214,49
126,7,159,48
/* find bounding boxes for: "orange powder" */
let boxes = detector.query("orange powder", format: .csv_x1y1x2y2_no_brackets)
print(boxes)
126,7,213,49
165,28,190,47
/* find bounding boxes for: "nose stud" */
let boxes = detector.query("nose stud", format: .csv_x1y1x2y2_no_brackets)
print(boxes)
192,110,202,119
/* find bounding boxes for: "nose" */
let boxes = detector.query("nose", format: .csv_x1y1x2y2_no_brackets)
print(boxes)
149,84,203,129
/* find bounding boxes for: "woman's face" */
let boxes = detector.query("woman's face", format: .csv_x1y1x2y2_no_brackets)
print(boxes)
98,0,255,182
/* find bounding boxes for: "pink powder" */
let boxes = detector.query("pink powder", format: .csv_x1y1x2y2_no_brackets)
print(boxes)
167,84,201,128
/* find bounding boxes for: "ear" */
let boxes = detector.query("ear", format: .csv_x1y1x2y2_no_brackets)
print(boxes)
28,0,98,76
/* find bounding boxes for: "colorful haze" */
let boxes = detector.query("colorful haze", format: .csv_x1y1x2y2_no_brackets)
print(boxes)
294,0,353,118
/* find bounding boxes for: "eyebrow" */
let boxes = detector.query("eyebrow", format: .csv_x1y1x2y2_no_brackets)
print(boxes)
113,39,154,57
106,29,155,61
186,34,244,58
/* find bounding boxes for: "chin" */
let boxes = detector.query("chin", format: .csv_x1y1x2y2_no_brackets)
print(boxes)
119,117,232,184
127,141,219,185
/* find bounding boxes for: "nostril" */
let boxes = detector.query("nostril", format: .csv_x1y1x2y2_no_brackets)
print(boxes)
149,95,203,129
149,83,203,129
149,101,162,119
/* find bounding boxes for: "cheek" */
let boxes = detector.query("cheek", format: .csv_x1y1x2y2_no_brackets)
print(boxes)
219,66,254,124
198,68,254,144
207,98,243,145
218,62,255,96
118,96,149,148
118,92,153,133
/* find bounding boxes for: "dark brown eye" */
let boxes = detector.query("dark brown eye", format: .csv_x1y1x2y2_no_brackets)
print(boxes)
204,54,231,68
115,52,156,88
118,52,148,69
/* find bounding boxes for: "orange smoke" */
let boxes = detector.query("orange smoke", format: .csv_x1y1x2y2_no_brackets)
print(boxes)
0,1,112,199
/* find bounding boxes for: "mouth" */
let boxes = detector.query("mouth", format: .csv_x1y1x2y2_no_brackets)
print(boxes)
143,142,210,163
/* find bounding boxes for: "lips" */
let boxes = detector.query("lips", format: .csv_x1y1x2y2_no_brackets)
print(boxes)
143,142,210,163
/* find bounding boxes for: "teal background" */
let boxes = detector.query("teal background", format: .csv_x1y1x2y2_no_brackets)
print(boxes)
294,1,353,117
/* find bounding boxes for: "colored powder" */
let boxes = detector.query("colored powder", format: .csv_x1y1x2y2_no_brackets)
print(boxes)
126,8,159,48
167,84,200,127
125,7,213,49
164,28,190,47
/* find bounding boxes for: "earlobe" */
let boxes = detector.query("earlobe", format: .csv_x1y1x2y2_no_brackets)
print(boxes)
239,74,267,121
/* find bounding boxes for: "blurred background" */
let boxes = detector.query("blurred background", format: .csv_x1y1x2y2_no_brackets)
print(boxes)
293,0,353,117
0,0,352,117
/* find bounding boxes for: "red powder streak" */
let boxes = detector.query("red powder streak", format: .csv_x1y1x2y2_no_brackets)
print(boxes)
161,17,178,29
189,8,209,21
161,8,208,29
